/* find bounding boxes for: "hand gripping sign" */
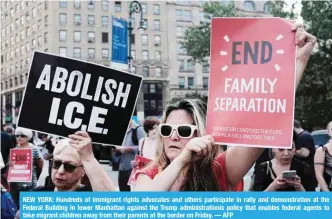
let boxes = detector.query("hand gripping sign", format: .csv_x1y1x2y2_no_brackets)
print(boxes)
8,148,33,183
17,52,142,146
206,18,296,148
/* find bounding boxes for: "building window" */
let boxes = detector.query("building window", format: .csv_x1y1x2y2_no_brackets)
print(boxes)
21,16,25,25
203,77,209,89
32,23,37,32
179,77,185,89
184,10,192,21
26,27,31,37
155,51,161,61
73,47,81,58
59,30,67,41
88,15,95,25
21,45,24,55
244,1,256,11
102,49,109,59
153,20,160,31
88,32,95,42
131,50,136,59
38,3,42,14
44,32,48,43
142,3,147,14
74,0,81,8
142,50,149,60
144,100,148,110
88,0,95,9
150,100,156,110
59,0,67,8
59,13,67,25
202,62,209,73
32,7,37,17
88,48,95,58
142,35,148,45
102,32,108,43
9,79,13,88
176,26,183,37
142,66,149,77
115,1,121,12
38,35,42,45
153,4,160,15
188,77,194,89
176,9,183,20
264,2,271,13
45,0,48,10
150,84,156,94
102,16,108,26
59,47,67,57
38,19,42,29
74,14,81,24
32,39,36,47
177,43,185,54
74,31,81,42
156,67,162,77
20,75,23,84
154,35,161,46
143,19,148,29
102,0,108,11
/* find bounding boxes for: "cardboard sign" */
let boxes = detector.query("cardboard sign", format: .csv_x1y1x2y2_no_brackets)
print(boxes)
17,52,143,146
206,18,296,148
8,148,32,183
128,155,152,186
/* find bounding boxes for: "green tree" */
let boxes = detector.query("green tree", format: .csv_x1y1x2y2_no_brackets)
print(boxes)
295,1,332,129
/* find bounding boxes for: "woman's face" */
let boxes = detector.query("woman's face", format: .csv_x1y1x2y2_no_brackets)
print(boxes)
162,110,197,161
148,125,158,139
273,142,296,164
16,134,28,146
328,124,332,137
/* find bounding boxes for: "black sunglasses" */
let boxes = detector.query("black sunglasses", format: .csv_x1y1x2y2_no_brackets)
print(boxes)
15,134,27,138
52,160,83,173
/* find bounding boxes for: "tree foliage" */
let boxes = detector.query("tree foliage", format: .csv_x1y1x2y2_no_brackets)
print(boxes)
181,0,332,129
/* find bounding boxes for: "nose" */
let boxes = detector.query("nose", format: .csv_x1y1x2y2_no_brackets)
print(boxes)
170,128,179,141
57,164,66,174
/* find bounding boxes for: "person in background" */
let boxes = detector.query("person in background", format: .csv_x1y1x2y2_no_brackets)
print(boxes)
10,128,43,207
5,126,17,147
114,120,145,191
139,117,160,159
252,131,316,191
14,131,117,218
314,121,332,191
37,133,56,186
1,131,15,189
293,119,317,186
133,24,317,192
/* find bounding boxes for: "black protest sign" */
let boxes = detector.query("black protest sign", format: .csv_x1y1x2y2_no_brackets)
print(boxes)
17,51,142,146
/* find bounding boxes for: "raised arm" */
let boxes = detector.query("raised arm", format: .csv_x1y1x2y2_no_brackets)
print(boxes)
69,131,117,191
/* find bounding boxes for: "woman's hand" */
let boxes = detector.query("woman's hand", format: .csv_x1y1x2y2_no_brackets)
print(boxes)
269,175,287,191
293,23,317,62
176,135,214,166
68,131,94,161
131,160,138,168
285,175,305,191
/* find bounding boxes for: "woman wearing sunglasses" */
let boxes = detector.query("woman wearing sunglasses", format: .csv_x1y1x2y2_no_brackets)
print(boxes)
133,24,317,191
34,131,117,192
10,127,43,207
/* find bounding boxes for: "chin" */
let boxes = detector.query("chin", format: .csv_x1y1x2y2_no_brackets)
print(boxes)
166,150,181,161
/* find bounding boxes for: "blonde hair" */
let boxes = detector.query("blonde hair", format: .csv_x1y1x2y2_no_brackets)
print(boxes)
152,99,221,191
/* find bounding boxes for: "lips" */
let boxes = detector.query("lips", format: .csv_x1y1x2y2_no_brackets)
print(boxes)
55,178,66,182
169,145,180,149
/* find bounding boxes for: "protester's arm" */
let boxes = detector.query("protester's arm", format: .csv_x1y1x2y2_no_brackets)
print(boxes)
314,147,329,191
295,147,310,158
34,147,44,179
69,131,117,191
292,23,317,88
133,158,185,191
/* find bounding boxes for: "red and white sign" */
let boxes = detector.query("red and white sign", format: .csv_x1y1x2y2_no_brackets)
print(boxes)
8,148,33,182
128,155,152,186
206,18,296,148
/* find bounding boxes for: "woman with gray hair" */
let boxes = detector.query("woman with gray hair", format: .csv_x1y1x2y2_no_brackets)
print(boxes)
10,127,43,207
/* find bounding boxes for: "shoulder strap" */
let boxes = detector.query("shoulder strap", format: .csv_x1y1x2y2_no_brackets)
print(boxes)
131,126,140,146
140,138,146,156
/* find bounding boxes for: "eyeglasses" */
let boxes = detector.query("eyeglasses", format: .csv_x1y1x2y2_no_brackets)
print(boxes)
52,160,83,173
15,134,27,138
159,124,197,139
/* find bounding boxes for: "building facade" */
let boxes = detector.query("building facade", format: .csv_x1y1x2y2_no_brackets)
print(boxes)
1,0,270,124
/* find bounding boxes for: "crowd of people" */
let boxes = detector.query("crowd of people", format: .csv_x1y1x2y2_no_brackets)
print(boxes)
0,22,331,219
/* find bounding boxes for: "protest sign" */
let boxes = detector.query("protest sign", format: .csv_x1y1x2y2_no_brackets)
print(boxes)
8,148,32,183
206,18,296,148
17,51,142,146
128,155,152,186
